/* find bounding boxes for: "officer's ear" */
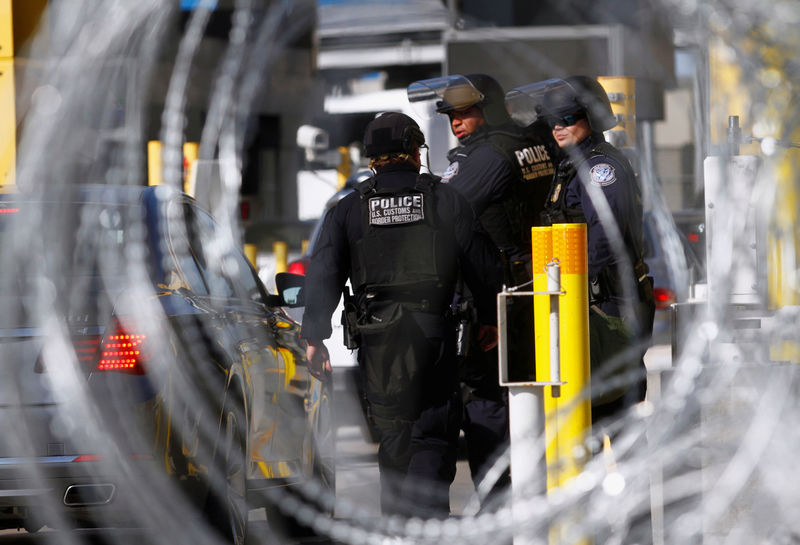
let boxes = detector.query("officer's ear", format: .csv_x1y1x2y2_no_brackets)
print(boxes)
402,125,425,153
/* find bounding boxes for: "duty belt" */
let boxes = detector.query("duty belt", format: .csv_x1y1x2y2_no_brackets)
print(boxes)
363,289,448,315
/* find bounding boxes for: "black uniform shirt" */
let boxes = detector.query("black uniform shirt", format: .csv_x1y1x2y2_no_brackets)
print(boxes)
442,125,554,267
301,162,502,341
442,129,513,217
442,129,521,262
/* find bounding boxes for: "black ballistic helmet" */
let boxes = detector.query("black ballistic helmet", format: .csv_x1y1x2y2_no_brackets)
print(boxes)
434,73,511,127
363,112,425,157
542,76,617,132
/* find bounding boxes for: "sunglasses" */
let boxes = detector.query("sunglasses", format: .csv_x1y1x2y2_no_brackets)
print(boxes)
545,112,586,129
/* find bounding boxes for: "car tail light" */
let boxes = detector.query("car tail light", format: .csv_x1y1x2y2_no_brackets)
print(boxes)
653,287,676,310
96,319,149,374
287,259,308,275
72,455,103,463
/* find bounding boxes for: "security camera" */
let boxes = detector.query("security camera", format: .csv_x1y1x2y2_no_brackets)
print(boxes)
296,125,329,151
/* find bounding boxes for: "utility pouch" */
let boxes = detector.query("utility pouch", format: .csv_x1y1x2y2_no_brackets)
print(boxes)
358,300,422,408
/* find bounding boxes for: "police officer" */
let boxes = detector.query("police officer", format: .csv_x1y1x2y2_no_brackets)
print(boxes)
410,74,556,274
408,74,556,502
507,76,655,422
301,112,502,517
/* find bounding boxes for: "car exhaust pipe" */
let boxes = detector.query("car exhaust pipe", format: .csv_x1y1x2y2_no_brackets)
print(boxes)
63,484,115,506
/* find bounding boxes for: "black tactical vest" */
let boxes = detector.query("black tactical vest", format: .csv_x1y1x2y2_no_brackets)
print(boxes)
351,174,446,304
486,127,556,251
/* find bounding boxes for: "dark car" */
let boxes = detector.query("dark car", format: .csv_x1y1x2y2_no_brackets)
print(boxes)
0,185,333,543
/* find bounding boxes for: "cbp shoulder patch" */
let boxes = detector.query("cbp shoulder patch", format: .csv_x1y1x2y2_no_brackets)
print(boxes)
368,194,425,226
590,163,616,186
441,161,459,182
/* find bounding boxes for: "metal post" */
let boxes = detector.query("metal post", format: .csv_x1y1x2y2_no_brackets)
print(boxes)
502,264,563,545
547,262,561,398
497,291,509,383
509,386,546,545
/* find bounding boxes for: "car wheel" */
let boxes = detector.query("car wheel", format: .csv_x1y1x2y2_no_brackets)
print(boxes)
207,393,248,545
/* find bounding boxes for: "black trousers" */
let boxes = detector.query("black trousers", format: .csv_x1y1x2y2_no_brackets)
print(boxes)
461,367,510,504
457,298,530,505
358,307,461,517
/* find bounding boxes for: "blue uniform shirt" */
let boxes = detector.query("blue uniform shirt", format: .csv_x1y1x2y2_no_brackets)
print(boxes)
560,133,642,281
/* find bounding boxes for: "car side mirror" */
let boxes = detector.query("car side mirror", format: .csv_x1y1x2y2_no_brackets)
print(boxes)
275,272,306,307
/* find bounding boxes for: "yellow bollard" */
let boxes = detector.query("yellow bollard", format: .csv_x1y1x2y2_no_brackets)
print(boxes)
243,243,257,269
0,0,15,191
550,223,592,487
532,226,560,489
147,140,162,186
273,241,288,274
0,0,14,56
533,226,554,381
336,146,351,189
0,58,14,192
183,142,199,195
545,223,592,545
535,223,592,491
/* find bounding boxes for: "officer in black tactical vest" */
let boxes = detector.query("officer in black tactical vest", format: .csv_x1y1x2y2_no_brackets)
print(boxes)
506,76,656,422
301,112,503,517
409,74,556,275
408,73,557,503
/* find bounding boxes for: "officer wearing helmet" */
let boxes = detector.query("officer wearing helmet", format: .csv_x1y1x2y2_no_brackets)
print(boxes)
301,112,502,517
507,76,655,422
408,74,557,502
408,74,557,268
